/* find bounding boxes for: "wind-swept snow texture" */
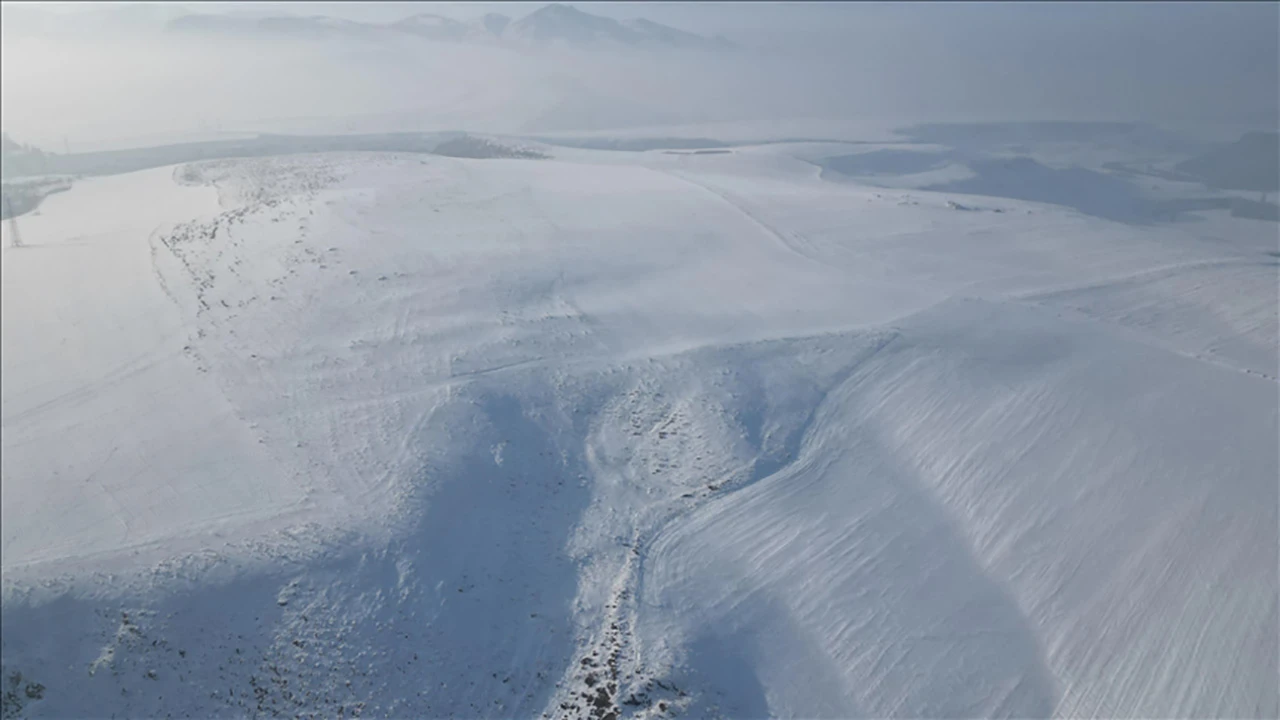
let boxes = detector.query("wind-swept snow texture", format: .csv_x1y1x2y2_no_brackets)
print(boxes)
1,147,1276,719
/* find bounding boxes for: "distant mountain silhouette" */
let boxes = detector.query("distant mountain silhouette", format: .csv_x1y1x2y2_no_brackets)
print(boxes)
167,4,733,51
506,4,732,49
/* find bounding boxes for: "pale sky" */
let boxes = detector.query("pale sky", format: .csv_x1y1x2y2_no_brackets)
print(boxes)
2,2,1276,151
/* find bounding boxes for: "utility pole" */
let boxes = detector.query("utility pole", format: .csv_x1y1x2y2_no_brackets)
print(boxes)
5,197,24,248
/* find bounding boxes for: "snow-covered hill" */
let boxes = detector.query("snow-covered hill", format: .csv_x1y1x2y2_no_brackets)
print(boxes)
1,143,1275,718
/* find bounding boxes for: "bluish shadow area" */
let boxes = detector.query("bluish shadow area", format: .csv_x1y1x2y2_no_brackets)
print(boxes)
529,136,878,153
333,387,595,718
896,121,1203,155
0,383,597,719
529,136,732,152
1,558,310,718
1176,132,1280,194
677,630,775,720
820,149,956,176
819,148,1259,224
931,156,1180,224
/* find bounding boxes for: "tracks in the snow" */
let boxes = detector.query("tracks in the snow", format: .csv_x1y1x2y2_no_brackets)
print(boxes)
657,169,824,268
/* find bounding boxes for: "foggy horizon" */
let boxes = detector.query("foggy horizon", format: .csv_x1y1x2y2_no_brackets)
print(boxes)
2,1,1276,153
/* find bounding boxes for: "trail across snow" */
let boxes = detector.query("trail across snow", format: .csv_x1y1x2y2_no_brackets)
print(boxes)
1,148,1275,719
1,169,310,574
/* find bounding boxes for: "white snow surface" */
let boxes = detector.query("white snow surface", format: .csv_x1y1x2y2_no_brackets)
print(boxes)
1,147,1275,719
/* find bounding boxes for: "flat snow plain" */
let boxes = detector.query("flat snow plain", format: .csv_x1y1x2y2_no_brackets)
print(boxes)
1,144,1276,719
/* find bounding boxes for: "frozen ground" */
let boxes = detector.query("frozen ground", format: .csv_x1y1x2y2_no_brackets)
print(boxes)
1,142,1276,718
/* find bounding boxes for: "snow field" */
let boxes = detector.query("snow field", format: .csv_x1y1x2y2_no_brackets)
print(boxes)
2,148,1275,718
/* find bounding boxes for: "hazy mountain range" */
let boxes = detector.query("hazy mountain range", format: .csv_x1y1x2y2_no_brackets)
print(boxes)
166,3,736,51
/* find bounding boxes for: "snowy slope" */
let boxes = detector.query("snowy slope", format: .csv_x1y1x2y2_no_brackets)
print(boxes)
1,147,1275,718
639,298,1275,719
1,170,309,573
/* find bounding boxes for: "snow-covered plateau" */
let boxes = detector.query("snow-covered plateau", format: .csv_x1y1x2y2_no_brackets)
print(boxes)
1,143,1276,719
